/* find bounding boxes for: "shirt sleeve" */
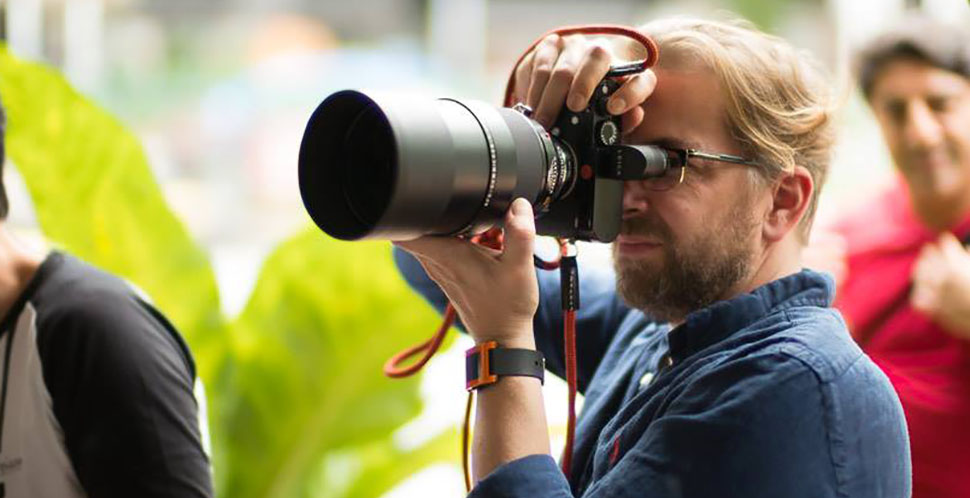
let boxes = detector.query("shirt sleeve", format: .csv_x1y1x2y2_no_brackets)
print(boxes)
36,288,213,498
393,245,630,392
460,352,838,498
468,454,573,498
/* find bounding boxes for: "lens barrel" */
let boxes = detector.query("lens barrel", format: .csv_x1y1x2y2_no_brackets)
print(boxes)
299,90,567,241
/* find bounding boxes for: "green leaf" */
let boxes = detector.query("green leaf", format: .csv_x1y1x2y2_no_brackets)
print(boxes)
0,44,462,498
332,428,462,498
220,229,453,498
0,46,225,379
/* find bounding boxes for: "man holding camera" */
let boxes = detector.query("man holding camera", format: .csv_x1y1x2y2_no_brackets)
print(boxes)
806,16,970,498
395,17,910,497
0,98,212,497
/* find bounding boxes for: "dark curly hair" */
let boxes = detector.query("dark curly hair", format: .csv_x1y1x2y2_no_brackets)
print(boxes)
856,14,970,100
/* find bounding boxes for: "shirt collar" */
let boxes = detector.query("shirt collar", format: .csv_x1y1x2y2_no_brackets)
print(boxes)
666,269,834,361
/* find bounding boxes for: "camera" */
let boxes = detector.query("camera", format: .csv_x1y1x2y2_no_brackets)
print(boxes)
298,78,674,242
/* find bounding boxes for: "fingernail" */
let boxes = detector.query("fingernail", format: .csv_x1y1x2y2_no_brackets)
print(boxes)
608,98,625,114
512,198,530,216
568,94,584,111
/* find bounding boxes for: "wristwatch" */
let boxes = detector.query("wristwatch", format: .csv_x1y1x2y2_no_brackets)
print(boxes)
465,341,545,391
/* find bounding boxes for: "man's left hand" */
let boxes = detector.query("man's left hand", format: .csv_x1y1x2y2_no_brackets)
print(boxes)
394,198,539,348
911,232,970,340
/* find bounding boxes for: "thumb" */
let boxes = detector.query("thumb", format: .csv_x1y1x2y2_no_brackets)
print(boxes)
910,284,935,314
501,198,536,265
938,232,967,260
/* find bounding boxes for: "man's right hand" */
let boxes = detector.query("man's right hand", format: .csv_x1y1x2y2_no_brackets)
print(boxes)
911,232,970,340
510,33,657,133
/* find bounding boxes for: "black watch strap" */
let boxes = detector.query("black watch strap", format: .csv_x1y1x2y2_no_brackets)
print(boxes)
465,341,545,391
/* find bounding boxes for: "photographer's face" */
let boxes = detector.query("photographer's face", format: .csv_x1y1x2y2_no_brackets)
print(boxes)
869,59,970,221
612,67,763,322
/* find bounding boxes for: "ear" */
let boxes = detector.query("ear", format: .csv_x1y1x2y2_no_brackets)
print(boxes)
763,166,813,243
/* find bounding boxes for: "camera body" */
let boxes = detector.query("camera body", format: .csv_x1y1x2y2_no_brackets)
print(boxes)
298,78,670,243
529,78,625,242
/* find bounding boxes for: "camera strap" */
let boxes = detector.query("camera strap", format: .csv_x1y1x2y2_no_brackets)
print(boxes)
385,23,660,492
500,22,659,483
558,244,580,477
502,25,660,108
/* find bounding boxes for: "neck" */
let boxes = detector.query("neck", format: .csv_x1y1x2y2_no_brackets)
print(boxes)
911,192,970,232
0,225,44,322
666,237,801,327
725,236,802,301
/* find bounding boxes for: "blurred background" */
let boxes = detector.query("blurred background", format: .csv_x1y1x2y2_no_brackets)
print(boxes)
1,0,968,496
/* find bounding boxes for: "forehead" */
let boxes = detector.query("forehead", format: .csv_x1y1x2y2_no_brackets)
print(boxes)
870,58,970,101
628,67,733,149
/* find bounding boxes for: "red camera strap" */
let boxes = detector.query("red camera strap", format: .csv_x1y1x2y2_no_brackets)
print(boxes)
502,24,659,108
384,24,659,492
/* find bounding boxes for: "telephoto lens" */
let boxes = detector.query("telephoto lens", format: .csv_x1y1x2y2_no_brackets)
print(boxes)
299,90,579,241
298,87,675,242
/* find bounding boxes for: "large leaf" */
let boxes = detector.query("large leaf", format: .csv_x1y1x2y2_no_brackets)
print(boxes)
0,45,463,498
327,428,462,498
221,229,454,498
0,46,225,376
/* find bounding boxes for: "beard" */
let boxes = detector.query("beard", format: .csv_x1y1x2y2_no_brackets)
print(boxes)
612,198,759,323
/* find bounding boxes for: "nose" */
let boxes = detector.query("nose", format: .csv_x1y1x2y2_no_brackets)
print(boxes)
622,180,652,220
903,101,944,151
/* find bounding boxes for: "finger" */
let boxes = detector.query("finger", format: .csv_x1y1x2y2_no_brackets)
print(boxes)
914,243,945,286
910,286,933,313
526,35,562,110
565,41,613,112
501,198,537,266
914,241,939,265
607,70,657,115
912,244,932,278
395,235,470,264
513,51,535,105
534,46,582,128
621,105,645,135
938,231,967,260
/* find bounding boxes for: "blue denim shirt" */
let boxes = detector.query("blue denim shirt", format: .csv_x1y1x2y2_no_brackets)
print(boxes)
394,248,911,497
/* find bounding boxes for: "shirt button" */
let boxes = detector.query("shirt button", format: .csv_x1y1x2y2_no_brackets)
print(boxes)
638,372,655,388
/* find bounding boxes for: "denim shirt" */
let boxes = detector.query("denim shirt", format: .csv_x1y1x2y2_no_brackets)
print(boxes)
394,248,911,498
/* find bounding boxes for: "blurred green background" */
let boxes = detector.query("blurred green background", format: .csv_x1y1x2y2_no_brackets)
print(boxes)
0,0,968,496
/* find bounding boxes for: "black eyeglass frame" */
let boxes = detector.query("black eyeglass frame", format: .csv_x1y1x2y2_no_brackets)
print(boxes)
648,147,762,190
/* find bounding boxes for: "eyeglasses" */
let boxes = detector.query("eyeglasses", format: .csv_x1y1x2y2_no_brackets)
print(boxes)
645,147,761,191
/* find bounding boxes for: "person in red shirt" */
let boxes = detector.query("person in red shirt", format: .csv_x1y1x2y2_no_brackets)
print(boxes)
808,15,970,498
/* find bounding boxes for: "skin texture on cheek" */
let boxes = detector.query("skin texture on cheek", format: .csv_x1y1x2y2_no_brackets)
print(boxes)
612,66,768,320
612,186,759,322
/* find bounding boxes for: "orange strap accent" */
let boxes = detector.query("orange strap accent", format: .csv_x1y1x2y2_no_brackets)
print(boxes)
387,18,659,473
383,229,503,379
502,24,660,107
382,304,456,378
465,341,500,390
462,392,474,492
384,228,504,492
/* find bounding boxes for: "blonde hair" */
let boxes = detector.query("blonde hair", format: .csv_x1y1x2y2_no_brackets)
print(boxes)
636,17,835,241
